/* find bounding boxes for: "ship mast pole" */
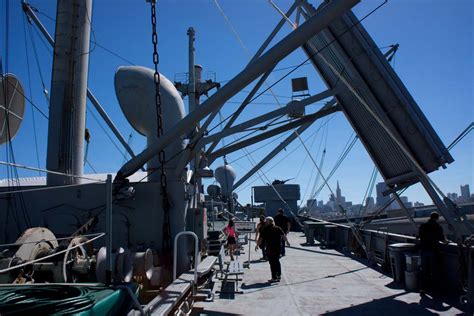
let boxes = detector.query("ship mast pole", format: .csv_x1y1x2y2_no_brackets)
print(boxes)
45,0,93,185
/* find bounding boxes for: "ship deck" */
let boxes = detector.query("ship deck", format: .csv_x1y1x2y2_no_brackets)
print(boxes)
192,232,465,315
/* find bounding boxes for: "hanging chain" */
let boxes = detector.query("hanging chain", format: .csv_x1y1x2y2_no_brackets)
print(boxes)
150,1,172,256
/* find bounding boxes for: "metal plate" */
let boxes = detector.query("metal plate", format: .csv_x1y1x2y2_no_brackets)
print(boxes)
301,6,453,187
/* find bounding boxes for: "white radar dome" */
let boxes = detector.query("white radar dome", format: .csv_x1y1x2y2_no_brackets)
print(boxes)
215,165,236,196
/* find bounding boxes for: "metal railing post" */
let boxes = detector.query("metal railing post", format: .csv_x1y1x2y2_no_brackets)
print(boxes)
173,231,199,293
105,174,113,285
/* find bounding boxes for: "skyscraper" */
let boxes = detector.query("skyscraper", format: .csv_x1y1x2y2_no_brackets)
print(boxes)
376,182,391,208
461,184,471,202
365,196,375,210
336,181,342,202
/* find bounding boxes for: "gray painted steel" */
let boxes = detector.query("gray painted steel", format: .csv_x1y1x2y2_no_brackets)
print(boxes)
203,89,334,146
208,105,339,163
115,0,360,181
46,0,92,185
22,3,137,163
232,103,337,191
301,4,453,187
254,184,301,203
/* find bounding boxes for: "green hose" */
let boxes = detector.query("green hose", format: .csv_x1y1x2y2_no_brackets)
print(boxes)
0,285,100,315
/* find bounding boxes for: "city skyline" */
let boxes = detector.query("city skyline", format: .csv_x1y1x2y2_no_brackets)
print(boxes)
305,181,473,216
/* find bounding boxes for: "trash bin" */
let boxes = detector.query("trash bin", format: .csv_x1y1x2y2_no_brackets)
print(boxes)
405,271,419,291
304,221,316,245
324,225,337,248
405,254,420,291
406,254,420,272
388,243,416,283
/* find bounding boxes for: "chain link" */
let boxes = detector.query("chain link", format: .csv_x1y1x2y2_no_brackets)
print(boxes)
150,1,172,255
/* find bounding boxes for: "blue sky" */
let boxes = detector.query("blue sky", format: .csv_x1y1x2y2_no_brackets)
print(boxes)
1,0,473,206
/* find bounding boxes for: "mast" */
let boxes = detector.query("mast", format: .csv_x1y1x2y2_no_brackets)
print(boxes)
46,0,93,185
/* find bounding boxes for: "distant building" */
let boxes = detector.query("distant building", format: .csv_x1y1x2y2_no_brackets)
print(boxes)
307,199,317,209
336,181,342,203
399,196,413,208
376,182,391,208
447,193,458,202
365,196,375,210
414,201,425,207
461,184,471,202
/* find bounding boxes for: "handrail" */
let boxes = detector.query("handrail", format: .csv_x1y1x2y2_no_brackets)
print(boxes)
173,231,199,292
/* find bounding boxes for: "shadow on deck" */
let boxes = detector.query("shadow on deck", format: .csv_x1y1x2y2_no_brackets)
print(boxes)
323,292,466,315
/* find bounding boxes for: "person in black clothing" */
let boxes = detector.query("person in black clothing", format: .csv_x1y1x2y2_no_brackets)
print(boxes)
256,216,290,282
274,208,291,256
255,215,267,261
418,211,448,292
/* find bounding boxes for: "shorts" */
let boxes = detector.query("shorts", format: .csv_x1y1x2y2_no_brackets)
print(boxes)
227,236,236,245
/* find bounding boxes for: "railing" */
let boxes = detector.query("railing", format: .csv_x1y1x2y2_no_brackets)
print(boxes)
300,215,470,295
173,231,199,292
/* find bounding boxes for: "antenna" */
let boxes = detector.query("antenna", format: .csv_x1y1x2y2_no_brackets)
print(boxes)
0,74,26,145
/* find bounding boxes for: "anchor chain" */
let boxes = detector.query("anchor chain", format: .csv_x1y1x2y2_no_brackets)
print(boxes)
150,0,172,261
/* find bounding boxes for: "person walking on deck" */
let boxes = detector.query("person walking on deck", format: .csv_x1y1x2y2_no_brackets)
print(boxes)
255,215,267,261
224,219,238,261
256,216,290,282
274,208,291,256
418,211,448,293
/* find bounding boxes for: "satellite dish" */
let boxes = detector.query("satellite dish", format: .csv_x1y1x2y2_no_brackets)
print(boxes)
0,74,25,144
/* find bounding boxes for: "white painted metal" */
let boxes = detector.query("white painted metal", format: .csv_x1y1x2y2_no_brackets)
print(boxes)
46,0,92,185
114,66,186,181
215,165,236,197
173,231,199,292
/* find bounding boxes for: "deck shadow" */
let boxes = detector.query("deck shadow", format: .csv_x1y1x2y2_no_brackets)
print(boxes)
240,281,272,290
299,242,322,247
243,266,370,294
191,307,242,316
288,245,345,257
322,293,438,316
217,281,236,300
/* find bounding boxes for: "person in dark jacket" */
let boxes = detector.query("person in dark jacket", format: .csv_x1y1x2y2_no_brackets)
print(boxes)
274,208,291,256
256,217,290,282
255,215,267,260
418,211,448,292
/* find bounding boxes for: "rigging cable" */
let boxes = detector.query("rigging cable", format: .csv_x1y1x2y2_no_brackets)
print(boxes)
447,122,473,151
297,119,328,207
310,133,358,200
247,0,389,105
27,3,135,65
297,3,452,203
355,165,378,219
2,1,32,231
308,122,329,199
25,16,50,104
227,130,289,165
22,15,42,174
211,0,387,223
213,0,315,220
235,114,335,193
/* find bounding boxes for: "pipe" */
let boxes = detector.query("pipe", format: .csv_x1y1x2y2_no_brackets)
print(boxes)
173,231,199,296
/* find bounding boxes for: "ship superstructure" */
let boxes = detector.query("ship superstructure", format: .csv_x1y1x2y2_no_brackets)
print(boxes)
0,0,473,314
